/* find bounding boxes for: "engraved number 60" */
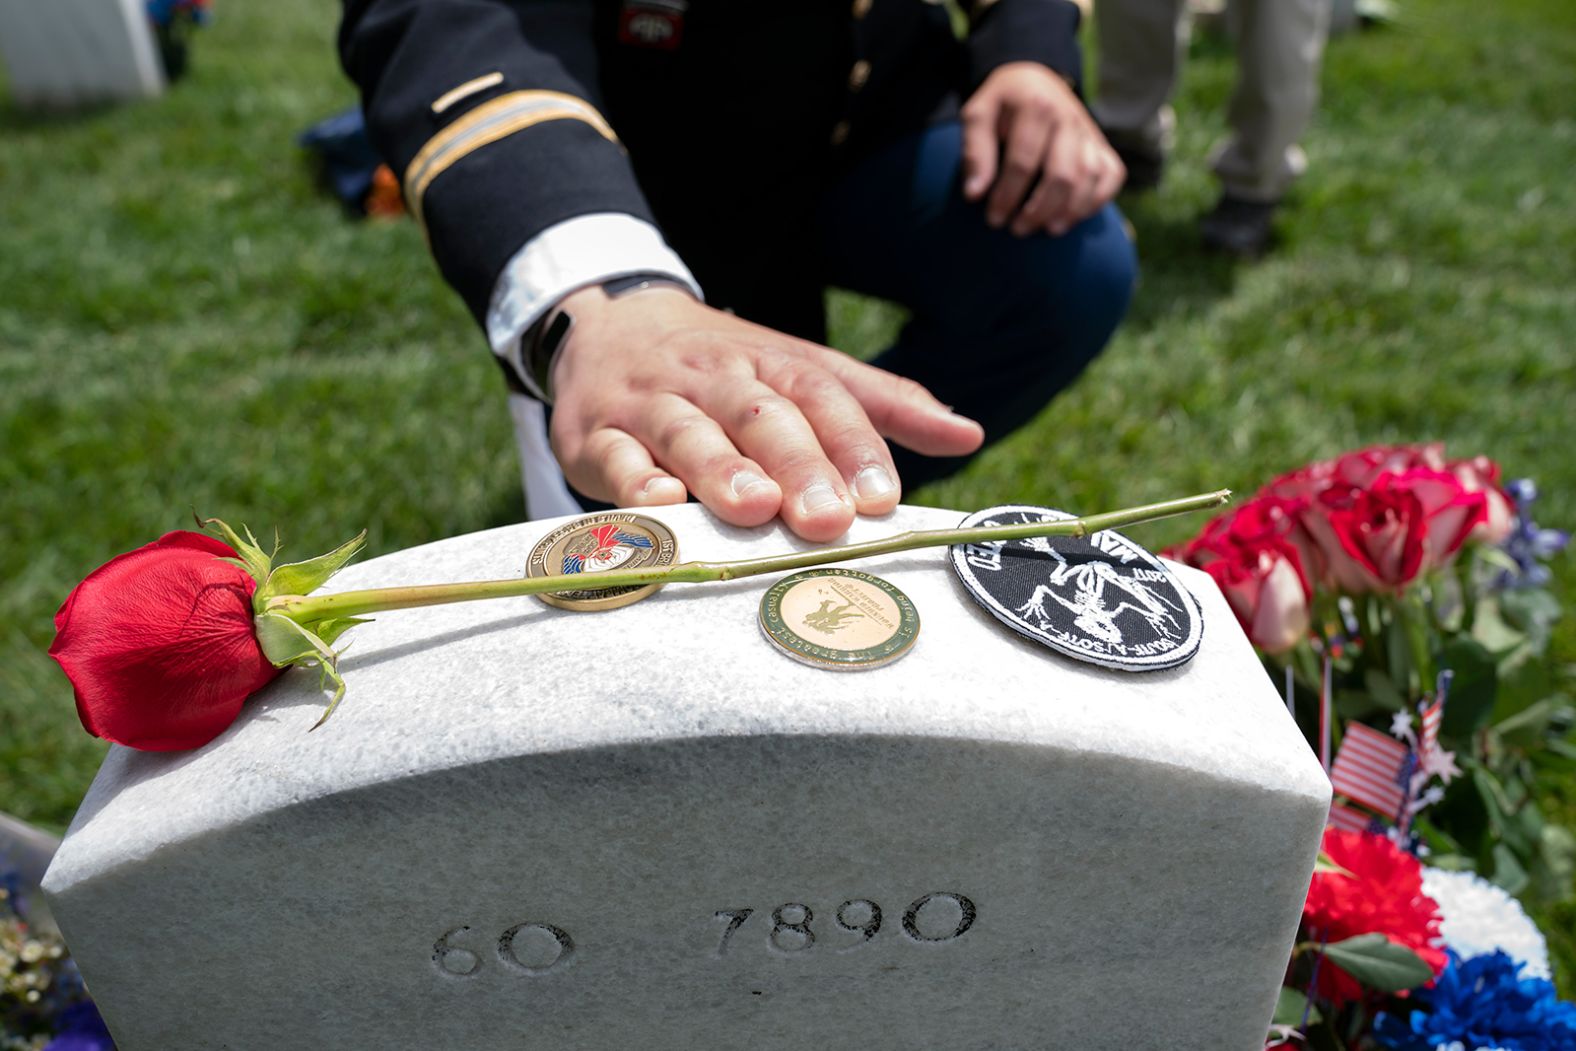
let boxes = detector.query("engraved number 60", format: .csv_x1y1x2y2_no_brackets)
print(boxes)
433,922,575,978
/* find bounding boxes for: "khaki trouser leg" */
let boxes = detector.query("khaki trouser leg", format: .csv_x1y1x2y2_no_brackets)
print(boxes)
1091,0,1191,158
1210,0,1332,202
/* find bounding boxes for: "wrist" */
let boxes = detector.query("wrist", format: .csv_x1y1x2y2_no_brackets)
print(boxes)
532,275,698,401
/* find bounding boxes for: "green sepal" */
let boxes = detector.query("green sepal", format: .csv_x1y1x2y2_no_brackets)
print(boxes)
257,530,368,608
255,611,337,668
201,517,273,589
253,611,350,731
308,662,349,733
311,616,372,647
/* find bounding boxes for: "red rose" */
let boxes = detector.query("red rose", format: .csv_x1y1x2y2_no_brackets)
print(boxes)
1380,467,1488,569
1263,444,1443,504
1199,541,1311,653
1448,455,1515,545
1262,460,1336,504
1329,443,1446,489
1175,499,1313,653
50,531,281,751
1302,481,1427,592
1303,828,1446,1006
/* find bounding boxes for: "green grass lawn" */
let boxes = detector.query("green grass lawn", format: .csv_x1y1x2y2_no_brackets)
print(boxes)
2,0,1572,992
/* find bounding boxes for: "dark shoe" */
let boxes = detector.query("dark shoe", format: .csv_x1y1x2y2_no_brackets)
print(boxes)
1199,193,1278,257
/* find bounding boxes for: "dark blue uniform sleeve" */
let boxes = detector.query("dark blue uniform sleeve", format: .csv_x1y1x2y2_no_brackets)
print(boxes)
339,0,660,323
964,0,1085,93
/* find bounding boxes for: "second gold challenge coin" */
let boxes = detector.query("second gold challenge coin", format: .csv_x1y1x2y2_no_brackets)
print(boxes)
759,568,919,670
526,513,678,611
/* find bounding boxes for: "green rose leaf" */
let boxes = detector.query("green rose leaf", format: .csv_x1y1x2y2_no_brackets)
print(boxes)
1536,825,1576,902
1494,695,1567,748
1490,842,1531,896
1499,589,1561,653
1362,668,1409,713
1272,986,1321,1027
1322,934,1435,992
1473,765,1531,853
1438,637,1499,739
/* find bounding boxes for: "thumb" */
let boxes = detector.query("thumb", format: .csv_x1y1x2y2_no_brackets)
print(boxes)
959,98,1001,201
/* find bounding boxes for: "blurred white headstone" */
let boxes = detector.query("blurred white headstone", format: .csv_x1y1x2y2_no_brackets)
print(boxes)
44,503,1331,1050
0,0,163,109
1,812,62,934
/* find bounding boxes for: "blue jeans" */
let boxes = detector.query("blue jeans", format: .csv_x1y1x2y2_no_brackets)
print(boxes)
815,120,1139,488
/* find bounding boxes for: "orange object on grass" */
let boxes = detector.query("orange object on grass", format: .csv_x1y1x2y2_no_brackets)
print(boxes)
366,164,405,218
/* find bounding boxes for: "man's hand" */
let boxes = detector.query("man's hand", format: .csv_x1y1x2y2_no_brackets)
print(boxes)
547,286,985,542
960,62,1125,237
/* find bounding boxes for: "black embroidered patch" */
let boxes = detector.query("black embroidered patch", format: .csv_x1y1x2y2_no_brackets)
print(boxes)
948,505,1203,672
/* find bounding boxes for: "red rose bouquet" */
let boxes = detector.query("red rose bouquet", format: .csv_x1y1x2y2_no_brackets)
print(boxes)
1172,446,1574,1049
1173,444,1573,904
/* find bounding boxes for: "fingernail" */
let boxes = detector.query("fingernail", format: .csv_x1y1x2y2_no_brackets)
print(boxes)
987,212,1005,228
1050,222,1068,236
639,476,684,502
801,482,847,515
854,466,896,501
730,469,774,499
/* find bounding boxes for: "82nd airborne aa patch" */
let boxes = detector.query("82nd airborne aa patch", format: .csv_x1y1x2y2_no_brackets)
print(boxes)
948,506,1203,672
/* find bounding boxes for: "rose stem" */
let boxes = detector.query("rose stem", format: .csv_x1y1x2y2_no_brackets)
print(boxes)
269,489,1231,623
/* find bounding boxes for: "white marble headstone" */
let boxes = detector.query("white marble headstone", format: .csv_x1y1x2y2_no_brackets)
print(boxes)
44,503,1330,1050
0,0,164,109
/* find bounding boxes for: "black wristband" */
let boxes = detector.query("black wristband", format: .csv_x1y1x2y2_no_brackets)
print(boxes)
523,273,692,403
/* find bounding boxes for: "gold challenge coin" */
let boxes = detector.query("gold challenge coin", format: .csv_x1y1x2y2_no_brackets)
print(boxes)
758,568,919,670
525,513,679,611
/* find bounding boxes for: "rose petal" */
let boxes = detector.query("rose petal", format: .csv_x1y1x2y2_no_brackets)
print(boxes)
50,531,280,751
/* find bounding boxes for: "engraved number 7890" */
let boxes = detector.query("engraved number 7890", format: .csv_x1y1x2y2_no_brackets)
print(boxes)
713,892,975,957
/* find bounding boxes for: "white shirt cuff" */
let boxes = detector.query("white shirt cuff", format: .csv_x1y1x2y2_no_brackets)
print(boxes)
485,212,702,401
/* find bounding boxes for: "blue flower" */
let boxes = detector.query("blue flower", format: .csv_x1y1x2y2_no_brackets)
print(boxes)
43,1002,116,1051
1496,479,1570,590
1373,950,1576,1051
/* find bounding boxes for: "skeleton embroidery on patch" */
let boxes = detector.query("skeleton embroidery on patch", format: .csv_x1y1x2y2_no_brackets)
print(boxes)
1014,536,1185,647
949,506,1204,672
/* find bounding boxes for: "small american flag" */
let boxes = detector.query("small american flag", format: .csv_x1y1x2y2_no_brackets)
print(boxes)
1330,722,1411,819
1419,695,1444,759
1328,801,1381,835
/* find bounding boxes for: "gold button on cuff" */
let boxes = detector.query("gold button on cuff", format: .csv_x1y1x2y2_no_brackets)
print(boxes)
852,0,873,18
830,121,851,145
849,60,871,91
